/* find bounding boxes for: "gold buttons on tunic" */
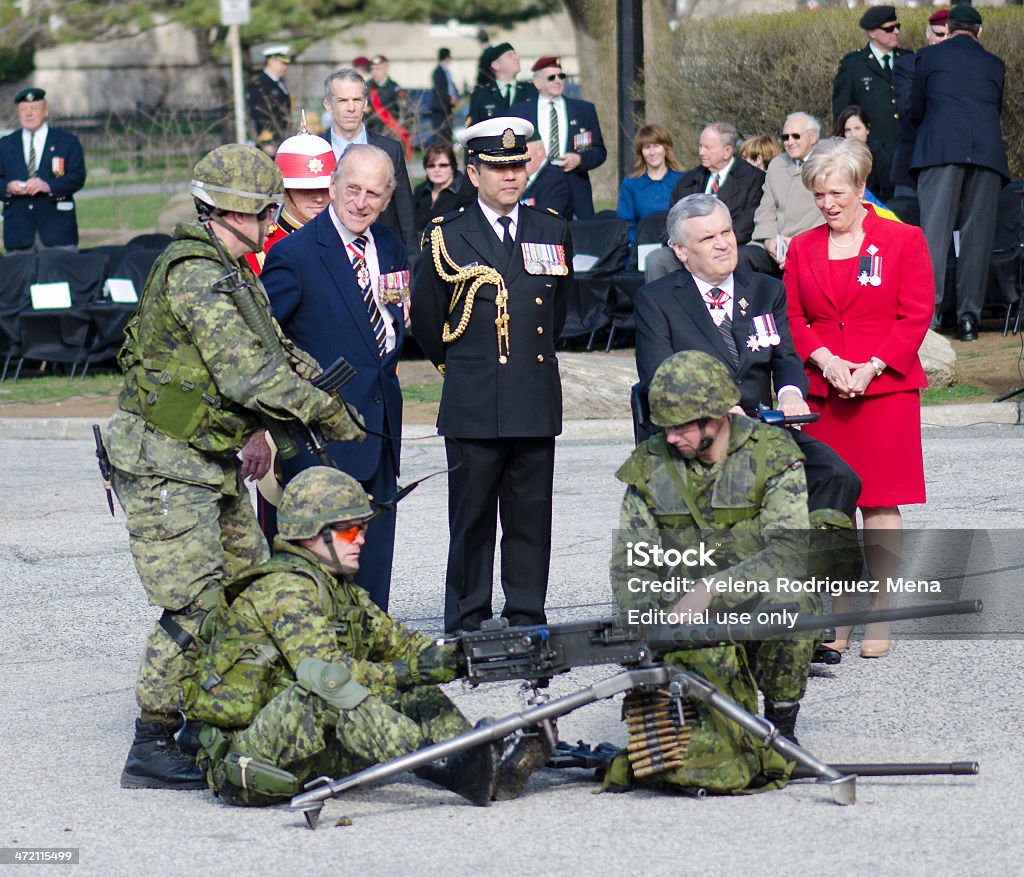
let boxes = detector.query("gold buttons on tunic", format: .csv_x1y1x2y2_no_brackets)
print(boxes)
536,326,543,334
537,355,544,362
535,297,543,305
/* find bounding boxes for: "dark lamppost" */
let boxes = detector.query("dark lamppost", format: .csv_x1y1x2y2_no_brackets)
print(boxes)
617,0,644,183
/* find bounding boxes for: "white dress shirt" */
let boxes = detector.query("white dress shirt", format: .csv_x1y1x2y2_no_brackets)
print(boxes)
329,204,397,353
477,200,520,246
703,157,736,194
536,96,568,157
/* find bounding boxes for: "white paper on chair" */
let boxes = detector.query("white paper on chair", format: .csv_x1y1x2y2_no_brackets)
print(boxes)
105,278,139,303
572,254,599,272
29,282,72,309
637,244,660,272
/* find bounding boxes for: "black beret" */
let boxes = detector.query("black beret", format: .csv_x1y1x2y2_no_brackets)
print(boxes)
14,87,46,104
859,6,898,31
484,42,515,69
949,5,982,25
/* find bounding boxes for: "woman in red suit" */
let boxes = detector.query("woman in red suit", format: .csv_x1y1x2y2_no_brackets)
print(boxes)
784,137,933,658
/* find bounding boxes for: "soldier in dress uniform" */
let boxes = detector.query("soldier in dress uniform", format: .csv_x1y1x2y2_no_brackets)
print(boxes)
466,43,538,126
410,117,573,634
248,45,293,156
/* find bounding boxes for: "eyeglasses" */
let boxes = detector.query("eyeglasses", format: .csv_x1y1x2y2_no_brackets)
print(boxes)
426,162,452,169
257,203,282,223
780,132,803,142
545,73,568,82
878,23,900,33
330,521,368,543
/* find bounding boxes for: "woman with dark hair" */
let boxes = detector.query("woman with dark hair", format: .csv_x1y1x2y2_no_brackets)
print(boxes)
784,137,932,659
616,124,684,240
833,105,894,202
413,139,474,237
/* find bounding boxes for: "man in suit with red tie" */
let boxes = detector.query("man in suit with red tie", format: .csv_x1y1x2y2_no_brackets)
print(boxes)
509,57,606,219
410,117,573,633
0,88,86,252
634,194,860,524
258,145,407,610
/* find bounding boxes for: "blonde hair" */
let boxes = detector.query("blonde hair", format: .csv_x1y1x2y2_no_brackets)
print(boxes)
801,137,872,192
738,134,780,170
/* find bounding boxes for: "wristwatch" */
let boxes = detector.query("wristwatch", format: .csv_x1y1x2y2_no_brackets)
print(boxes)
869,356,885,377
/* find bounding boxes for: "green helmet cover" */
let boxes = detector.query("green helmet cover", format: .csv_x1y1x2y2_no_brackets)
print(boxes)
648,350,740,427
190,143,284,214
277,467,373,541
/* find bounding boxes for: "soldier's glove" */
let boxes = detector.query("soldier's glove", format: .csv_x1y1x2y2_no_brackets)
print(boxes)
289,346,323,382
392,644,460,691
319,400,366,443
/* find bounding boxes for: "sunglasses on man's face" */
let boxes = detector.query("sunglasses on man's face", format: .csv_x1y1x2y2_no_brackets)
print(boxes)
330,521,368,543
878,23,900,33
780,132,803,142
257,203,282,223
546,72,568,82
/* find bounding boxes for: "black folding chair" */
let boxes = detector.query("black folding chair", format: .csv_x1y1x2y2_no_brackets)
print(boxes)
0,253,37,381
561,217,629,350
127,232,173,250
606,211,669,350
984,181,1024,335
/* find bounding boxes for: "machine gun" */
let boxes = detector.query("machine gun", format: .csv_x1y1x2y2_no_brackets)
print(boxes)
289,599,982,827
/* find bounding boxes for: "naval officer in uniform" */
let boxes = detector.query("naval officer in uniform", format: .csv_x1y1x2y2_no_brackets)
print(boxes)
410,117,573,633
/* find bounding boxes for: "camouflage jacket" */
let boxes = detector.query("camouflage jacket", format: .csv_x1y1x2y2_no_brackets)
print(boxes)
106,220,340,480
610,417,810,611
185,540,458,728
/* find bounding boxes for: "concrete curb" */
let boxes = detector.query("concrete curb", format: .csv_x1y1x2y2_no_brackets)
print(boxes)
0,403,1019,442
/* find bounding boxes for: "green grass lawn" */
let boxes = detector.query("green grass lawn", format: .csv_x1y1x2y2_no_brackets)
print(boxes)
921,383,988,405
0,373,121,404
402,382,443,404
76,193,169,231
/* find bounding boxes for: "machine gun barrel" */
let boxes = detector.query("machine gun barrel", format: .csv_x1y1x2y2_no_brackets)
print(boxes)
792,761,979,780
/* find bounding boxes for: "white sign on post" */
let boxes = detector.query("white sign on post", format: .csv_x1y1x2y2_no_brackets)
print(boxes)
220,0,251,26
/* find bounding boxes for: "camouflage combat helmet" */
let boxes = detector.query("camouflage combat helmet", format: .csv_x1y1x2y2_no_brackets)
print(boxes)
648,350,740,427
277,467,374,541
189,143,284,214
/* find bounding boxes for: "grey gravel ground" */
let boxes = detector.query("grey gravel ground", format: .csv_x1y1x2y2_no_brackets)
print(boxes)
2,421,1022,877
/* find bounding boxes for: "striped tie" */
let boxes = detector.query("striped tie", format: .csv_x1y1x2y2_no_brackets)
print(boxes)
548,101,561,161
27,137,37,178
711,173,720,194
350,234,387,356
708,287,739,367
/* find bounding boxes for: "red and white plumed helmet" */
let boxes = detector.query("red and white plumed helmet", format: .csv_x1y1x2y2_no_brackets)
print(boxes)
274,133,336,189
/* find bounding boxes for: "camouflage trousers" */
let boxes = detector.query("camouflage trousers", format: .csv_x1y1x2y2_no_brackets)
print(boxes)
112,466,268,718
742,588,821,704
205,682,469,806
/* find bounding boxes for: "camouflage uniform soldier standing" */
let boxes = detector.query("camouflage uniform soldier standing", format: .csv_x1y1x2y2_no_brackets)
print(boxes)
185,468,537,806
104,144,364,790
610,351,818,744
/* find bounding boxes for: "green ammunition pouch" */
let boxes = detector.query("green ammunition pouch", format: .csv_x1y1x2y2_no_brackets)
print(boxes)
211,751,302,807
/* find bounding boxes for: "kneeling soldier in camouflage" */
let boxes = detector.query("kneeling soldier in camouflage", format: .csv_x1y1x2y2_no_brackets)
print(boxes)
184,467,539,806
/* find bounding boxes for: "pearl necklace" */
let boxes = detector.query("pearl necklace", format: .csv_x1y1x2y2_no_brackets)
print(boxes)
828,227,864,249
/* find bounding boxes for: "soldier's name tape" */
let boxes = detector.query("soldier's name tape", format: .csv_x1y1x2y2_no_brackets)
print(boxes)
623,575,944,597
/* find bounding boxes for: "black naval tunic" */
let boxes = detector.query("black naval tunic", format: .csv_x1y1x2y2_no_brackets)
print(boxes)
467,80,538,126
247,71,292,147
410,202,572,632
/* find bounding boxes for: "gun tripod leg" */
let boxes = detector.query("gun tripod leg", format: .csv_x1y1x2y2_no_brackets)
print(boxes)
670,671,857,806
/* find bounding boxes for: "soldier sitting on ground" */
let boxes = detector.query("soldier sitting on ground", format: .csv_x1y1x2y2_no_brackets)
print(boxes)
184,467,548,806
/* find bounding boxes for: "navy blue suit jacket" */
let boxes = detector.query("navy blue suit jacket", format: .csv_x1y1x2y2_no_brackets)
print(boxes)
522,163,573,220
0,126,86,250
508,96,606,218
908,35,1009,182
261,209,406,483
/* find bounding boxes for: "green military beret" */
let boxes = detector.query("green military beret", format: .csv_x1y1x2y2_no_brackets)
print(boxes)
859,6,897,31
948,5,982,26
14,87,46,104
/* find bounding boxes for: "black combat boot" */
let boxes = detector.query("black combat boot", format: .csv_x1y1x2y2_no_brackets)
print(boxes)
414,734,500,805
492,730,556,801
764,701,800,746
120,717,208,790
176,719,206,758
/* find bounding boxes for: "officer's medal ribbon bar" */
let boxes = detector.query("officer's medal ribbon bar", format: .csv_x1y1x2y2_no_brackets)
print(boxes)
521,242,568,276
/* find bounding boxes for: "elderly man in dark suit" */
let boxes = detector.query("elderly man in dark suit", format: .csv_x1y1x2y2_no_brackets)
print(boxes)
321,67,417,258
635,194,860,523
410,117,573,633
832,5,909,158
909,4,1009,342
644,122,765,282
0,88,86,253
521,133,572,220
259,144,407,610
509,56,606,219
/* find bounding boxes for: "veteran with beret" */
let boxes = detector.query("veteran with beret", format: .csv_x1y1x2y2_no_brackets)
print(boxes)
831,5,910,158
410,116,573,633
0,88,87,253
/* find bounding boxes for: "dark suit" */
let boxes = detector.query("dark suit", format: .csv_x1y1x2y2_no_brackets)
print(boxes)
890,52,917,193
467,80,538,126
0,126,86,251
410,202,573,631
262,210,407,609
319,129,417,257
508,97,606,218
909,34,1009,323
634,268,860,518
430,63,456,144
522,163,573,220
671,159,765,246
832,45,911,156
247,71,291,147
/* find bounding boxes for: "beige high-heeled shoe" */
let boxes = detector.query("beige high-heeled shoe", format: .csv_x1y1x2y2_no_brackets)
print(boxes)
860,621,891,658
822,625,852,655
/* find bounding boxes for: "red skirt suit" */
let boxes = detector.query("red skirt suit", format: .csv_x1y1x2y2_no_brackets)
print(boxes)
783,205,933,507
